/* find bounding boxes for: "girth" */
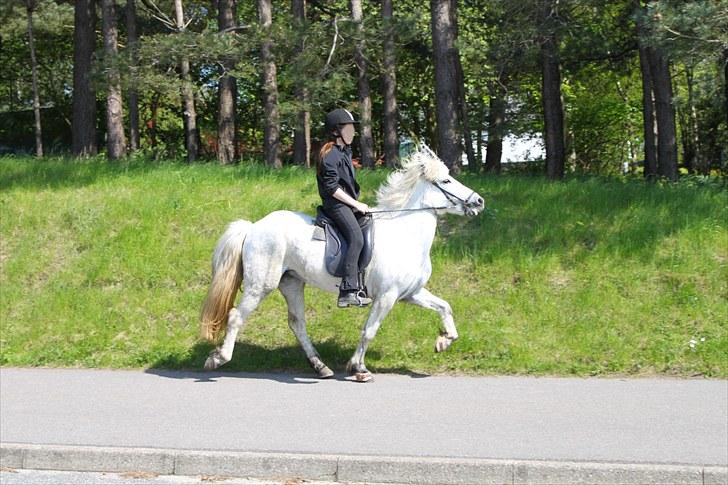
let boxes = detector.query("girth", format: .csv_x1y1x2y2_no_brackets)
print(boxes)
312,206,374,278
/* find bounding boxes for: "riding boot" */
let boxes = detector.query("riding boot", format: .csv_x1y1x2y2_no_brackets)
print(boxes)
338,277,372,308
337,289,371,308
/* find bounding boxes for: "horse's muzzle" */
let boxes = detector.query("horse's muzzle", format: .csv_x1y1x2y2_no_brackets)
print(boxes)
465,195,485,216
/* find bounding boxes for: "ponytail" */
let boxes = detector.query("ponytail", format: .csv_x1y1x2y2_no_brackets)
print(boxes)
317,141,335,174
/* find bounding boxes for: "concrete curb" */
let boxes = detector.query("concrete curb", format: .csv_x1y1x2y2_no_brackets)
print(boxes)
2,443,726,485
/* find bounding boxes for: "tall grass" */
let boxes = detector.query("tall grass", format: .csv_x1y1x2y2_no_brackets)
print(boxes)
1,156,726,376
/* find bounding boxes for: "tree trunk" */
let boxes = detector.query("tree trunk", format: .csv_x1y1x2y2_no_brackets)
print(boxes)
381,0,398,168
126,0,140,152
292,0,310,167
638,47,658,178
476,101,483,166
72,0,97,156
259,0,281,168
102,0,127,160
724,48,728,131
293,87,310,167
351,0,374,168
684,66,703,175
457,56,476,171
540,28,565,180
217,0,237,164
174,0,198,162
647,46,678,181
148,91,160,150
449,0,473,171
484,83,506,174
26,2,43,157
616,79,637,171
680,66,695,174
430,0,461,169
424,101,437,152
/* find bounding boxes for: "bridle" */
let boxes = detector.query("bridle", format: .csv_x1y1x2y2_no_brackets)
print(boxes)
432,181,479,211
367,180,480,216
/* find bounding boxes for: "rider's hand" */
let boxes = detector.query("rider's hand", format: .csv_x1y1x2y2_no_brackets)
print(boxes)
355,202,370,214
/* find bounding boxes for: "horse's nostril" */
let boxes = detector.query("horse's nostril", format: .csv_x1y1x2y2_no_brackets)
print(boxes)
477,197,484,206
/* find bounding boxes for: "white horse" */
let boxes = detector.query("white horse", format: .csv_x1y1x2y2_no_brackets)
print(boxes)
200,147,485,381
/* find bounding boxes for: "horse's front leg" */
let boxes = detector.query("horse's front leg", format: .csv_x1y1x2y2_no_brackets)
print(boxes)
347,292,398,382
403,287,458,352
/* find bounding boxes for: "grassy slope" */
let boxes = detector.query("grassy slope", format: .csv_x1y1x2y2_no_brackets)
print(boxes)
1,156,726,376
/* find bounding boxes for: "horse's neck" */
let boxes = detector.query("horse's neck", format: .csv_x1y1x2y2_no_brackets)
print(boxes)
400,210,437,248
376,199,438,259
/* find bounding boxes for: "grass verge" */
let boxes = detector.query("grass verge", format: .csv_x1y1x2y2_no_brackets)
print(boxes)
1,156,726,376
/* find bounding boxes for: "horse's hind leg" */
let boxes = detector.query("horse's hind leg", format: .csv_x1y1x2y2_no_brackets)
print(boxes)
279,273,334,379
204,285,270,370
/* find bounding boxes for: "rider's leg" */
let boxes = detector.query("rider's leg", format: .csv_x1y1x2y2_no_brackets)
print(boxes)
322,202,370,307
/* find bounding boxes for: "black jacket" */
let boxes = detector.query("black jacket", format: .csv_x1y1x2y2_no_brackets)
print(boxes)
317,144,360,205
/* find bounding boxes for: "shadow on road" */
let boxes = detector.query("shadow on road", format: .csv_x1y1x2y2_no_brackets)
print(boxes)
145,341,430,384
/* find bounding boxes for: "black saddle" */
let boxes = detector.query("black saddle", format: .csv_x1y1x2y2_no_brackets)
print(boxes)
313,206,374,278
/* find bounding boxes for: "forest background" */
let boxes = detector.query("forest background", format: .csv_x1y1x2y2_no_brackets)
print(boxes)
0,0,726,179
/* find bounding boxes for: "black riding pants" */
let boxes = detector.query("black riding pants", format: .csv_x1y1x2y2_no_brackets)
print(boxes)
323,202,365,291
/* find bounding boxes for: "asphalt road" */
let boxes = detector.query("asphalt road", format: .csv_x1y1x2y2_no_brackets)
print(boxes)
1,368,726,467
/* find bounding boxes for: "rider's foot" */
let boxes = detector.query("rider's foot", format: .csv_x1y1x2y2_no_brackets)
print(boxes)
337,289,372,308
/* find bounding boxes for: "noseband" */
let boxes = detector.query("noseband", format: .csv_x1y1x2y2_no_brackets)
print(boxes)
432,181,478,210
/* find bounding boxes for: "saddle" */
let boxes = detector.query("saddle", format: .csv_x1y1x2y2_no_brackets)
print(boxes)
313,206,374,278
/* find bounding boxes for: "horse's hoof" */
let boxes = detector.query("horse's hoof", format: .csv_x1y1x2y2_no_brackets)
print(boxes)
317,366,335,379
313,361,334,379
354,372,373,383
204,350,226,371
435,334,454,353
310,358,334,379
203,356,218,371
346,360,367,375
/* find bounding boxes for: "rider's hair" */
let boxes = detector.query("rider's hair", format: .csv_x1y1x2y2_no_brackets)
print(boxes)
317,140,336,174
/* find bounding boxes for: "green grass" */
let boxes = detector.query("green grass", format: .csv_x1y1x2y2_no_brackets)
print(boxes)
1,155,726,377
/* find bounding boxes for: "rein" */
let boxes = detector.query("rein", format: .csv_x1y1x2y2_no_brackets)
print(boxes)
367,205,451,215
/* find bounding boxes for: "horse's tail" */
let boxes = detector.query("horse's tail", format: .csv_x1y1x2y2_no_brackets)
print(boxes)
199,220,252,342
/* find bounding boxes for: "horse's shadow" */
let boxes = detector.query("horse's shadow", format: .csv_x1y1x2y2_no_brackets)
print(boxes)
145,341,429,384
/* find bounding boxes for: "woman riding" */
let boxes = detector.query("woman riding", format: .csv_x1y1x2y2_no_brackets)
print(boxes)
316,108,373,308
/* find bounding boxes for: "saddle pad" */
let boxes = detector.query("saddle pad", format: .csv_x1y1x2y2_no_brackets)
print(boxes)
312,226,325,241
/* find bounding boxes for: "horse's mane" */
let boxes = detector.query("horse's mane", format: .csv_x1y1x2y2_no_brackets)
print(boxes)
376,146,450,210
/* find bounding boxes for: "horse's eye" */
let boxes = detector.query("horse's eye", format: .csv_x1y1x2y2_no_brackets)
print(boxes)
441,179,451,184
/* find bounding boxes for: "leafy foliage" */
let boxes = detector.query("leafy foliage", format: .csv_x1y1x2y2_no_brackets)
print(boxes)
0,0,725,173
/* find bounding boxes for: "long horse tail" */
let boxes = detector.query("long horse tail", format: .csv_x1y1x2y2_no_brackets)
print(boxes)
199,220,252,342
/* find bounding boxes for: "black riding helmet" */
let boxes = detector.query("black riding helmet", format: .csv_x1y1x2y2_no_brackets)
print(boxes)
325,108,359,136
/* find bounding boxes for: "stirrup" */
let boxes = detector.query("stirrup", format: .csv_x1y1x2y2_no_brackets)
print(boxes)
355,289,372,306
337,289,372,308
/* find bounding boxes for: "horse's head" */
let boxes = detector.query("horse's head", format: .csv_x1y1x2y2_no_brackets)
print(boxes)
412,147,485,217
376,146,485,216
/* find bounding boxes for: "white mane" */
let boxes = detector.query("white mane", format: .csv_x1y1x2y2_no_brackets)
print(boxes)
376,147,450,210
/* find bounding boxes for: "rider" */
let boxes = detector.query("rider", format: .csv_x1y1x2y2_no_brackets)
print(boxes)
317,108,373,308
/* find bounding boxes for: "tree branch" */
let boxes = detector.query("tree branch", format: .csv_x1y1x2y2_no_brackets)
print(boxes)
660,25,723,45
139,0,176,30
218,24,250,34
320,15,339,75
